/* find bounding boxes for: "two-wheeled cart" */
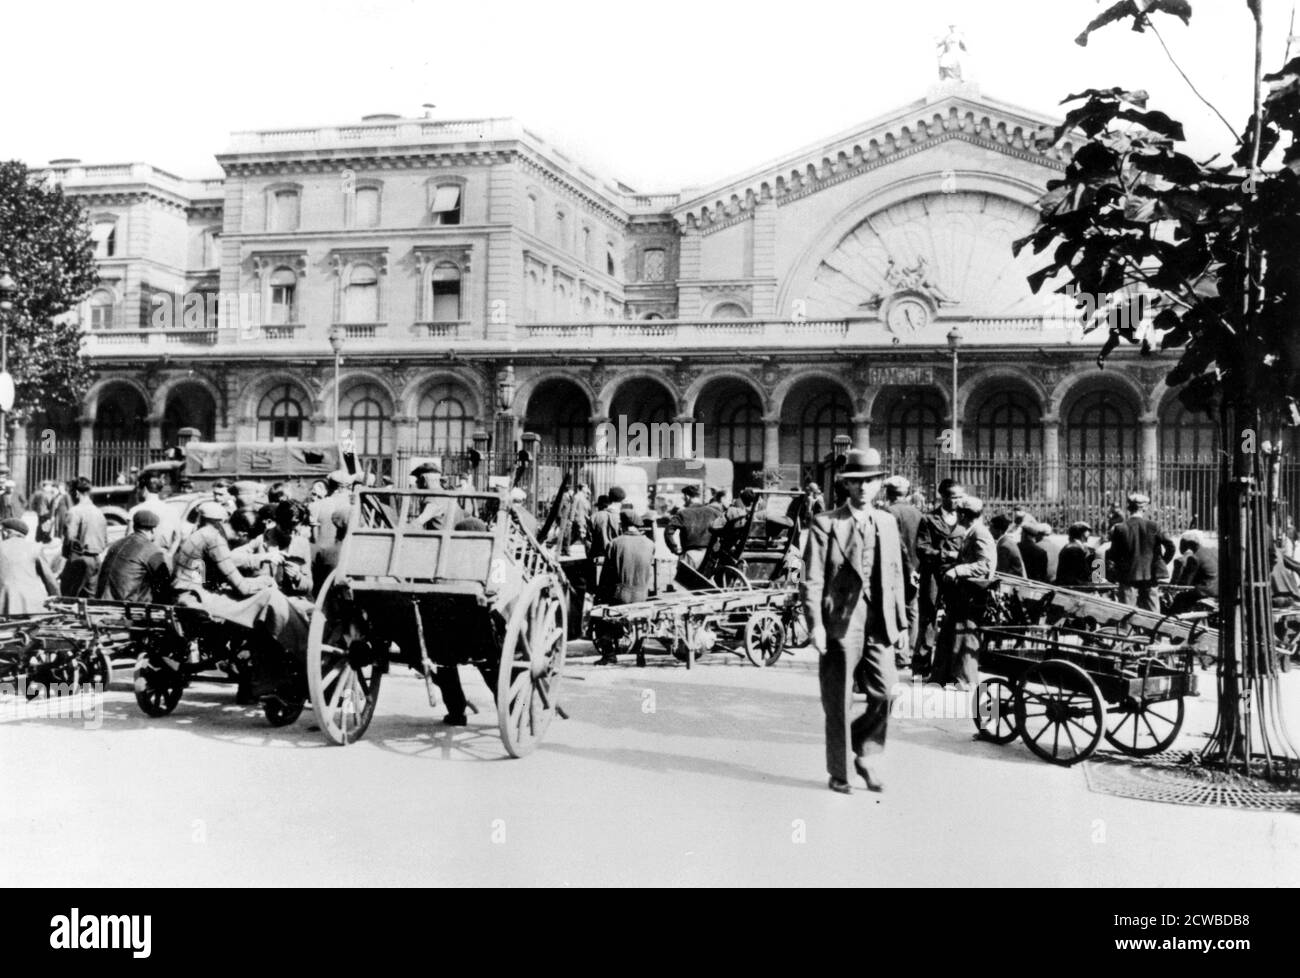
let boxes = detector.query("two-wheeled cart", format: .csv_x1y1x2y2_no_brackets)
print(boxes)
970,574,1215,766
306,486,568,756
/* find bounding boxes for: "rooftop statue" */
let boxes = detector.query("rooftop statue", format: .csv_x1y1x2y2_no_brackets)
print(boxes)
937,25,967,81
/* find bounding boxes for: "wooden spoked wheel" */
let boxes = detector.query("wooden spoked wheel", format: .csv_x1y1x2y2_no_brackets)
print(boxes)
497,574,567,758
1015,659,1104,766
133,652,183,717
743,609,786,667
971,677,1019,744
1105,660,1184,755
307,571,384,746
715,564,750,590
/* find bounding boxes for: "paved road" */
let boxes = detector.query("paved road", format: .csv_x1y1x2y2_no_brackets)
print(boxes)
2,645,1297,887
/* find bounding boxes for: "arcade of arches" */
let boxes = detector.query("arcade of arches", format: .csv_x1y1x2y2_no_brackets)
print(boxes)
28,364,1233,494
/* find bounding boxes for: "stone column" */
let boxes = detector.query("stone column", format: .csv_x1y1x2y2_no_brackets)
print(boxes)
1141,415,1159,488
763,417,781,474
852,413,871,452
1042,414,1060,500
147,413,164,452
78,419,94,480
672,413,696,459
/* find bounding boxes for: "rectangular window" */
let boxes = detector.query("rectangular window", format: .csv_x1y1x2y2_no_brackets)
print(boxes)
355,187,379,227
431,185,461,225
92,221,117,258
269,284,295,324
432,280,460,322
643,248,665,282
271,191,300,231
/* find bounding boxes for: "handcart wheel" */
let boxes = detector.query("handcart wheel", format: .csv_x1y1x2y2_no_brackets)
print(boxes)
972,677,1019,744
743,609,786,667
1014,659,1104,766
133,653,183,717
83,643,113,691
498,573,567,758
263,693,306,728
716,565,751,590
307,571,384,746
671,617,718,662
1104,659,1184,756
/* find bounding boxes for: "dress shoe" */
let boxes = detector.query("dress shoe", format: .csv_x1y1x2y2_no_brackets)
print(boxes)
828,776,852,794
442,713,468,726
593,655,618,666
854,759,885,792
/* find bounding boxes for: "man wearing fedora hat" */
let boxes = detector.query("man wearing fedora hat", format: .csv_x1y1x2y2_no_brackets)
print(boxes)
802,447,913,793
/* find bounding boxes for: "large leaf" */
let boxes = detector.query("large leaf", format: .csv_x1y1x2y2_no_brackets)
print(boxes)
1075,0,1193,47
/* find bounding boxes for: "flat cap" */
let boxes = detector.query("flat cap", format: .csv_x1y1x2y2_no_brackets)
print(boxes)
1127,491,1151,505
410,459,442,477
955,495,985,516
883,475,911,494
607,486,626,503
132,509,161,530
196,501,228,521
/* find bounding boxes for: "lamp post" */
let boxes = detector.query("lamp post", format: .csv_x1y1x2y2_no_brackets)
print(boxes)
946,324,962,458
328,326,344,445
0,269,17,459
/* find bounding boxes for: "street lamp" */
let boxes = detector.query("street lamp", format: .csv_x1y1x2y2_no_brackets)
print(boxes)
0,269,18,457
328,326,344,444
946,324,962,458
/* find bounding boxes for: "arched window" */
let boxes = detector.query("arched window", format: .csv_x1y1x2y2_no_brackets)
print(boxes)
554,209,568,250
417,384,473,453
268,268,297,324
340,383,391,456
879,388,944,457
581,296,594,319
1066,390,1139,457
552,397,589,451
711,302,747,320
606,249,616,276
710,396,764,463
1160,398,1218,460
800,389,852,466
554,281,570,318
354,187,380,228
344,263,379,322
582,227,593,265
88,289,115,330
257,384,306,441
970,389,1043,455
94,388,148,443
430,263,461,322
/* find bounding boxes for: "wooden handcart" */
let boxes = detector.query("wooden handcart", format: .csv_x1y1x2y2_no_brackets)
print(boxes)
306,486,568,755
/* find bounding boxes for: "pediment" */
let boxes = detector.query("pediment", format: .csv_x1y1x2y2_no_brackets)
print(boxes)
673,89,1075,230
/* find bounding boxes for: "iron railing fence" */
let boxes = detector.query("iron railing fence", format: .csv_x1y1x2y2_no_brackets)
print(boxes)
9,439,1295,534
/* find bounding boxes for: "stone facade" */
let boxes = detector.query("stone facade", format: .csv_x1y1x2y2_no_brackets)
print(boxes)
30,82,1217,493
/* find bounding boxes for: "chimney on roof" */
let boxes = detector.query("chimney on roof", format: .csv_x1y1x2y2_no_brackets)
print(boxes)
361,113,401,122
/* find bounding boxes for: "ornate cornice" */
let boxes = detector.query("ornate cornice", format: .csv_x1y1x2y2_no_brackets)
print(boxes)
676,98,1074,229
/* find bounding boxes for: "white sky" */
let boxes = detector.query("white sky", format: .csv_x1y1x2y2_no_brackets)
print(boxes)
2,0,1295,191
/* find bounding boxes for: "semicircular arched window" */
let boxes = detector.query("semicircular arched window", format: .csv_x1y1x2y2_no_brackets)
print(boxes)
257,384,306,441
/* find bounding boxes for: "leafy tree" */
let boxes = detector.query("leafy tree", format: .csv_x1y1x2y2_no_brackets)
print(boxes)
0,160,98,427
1016,1,1299,778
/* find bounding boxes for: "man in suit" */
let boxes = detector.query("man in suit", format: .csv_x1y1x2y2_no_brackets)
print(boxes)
1171,530,1219,613
1018,520,1052,583
1055,522,1097,588
594,511,655,665
1107,492,1175,611
882,475,922,667
988,514,1026,577
802,449,913,794
915,479,966,672
930,496,997,688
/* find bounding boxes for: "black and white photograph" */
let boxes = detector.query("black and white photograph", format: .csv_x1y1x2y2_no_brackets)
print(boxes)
1,0,1298,917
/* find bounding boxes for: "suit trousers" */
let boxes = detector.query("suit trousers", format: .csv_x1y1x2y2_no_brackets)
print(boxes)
820,624,898,781
1117,583,1158,612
